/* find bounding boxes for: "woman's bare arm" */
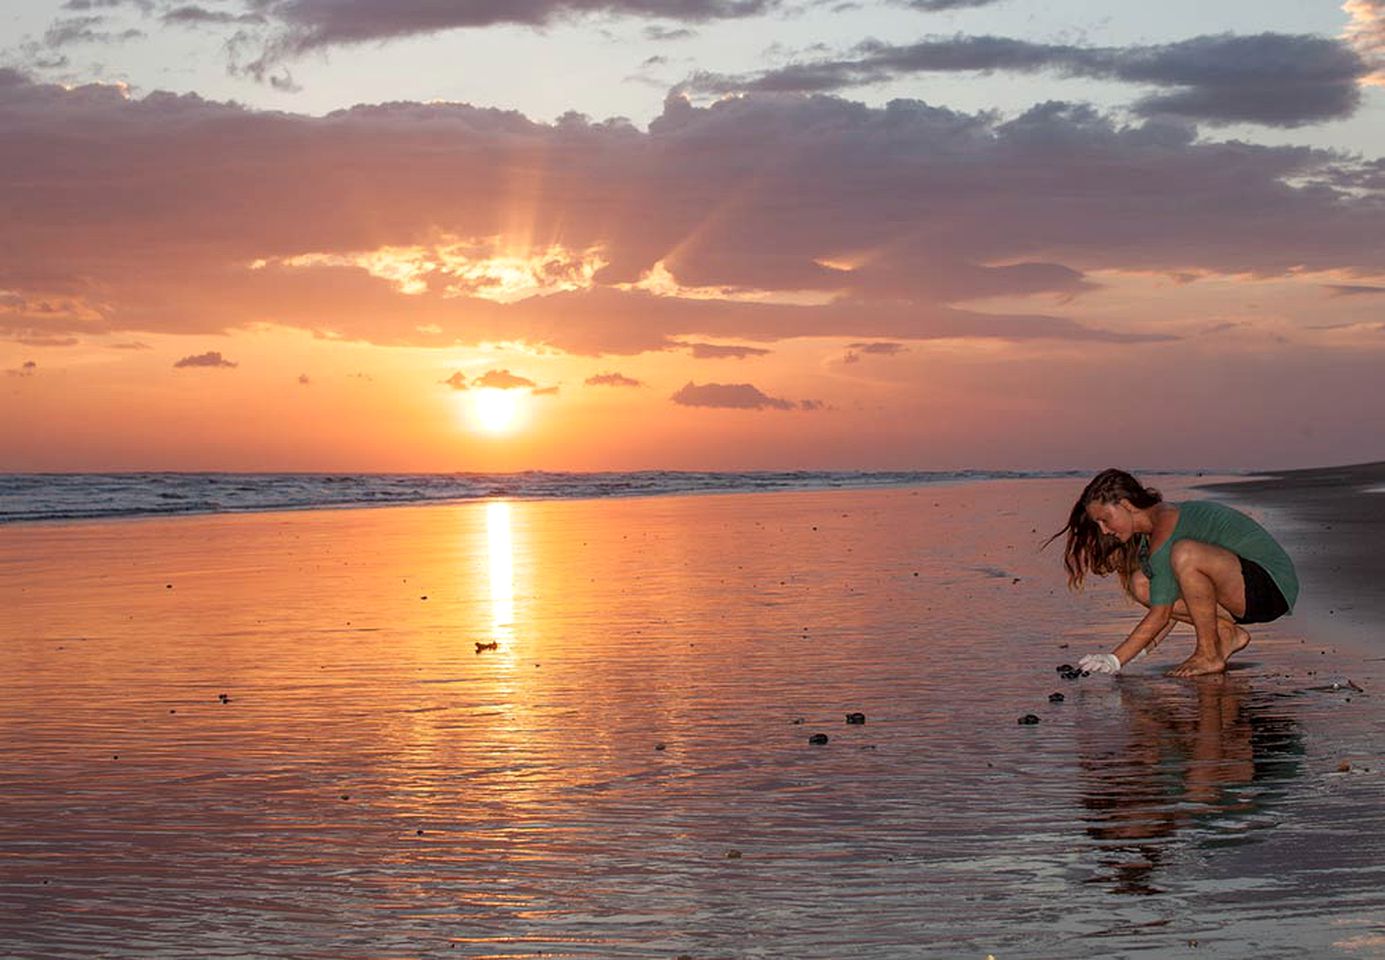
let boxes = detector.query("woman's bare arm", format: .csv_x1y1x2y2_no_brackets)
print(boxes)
1113,604,1174,664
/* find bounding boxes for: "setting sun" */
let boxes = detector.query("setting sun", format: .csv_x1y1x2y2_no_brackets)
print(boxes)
470,387,524,434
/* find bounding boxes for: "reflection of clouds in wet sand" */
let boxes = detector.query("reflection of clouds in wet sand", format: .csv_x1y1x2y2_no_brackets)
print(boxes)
1078,676,1304,896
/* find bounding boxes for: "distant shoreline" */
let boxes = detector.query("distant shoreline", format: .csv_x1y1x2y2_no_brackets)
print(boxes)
0,468,1106,526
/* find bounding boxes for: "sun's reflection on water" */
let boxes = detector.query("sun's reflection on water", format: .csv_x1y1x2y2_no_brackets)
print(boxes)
486,500,516,650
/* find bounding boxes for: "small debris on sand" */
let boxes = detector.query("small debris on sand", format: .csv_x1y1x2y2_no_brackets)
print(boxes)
725,850,742,859
809,733,829,745
1338,761,1352,773
217,693,230,704
845,712,866,725
1017,714,1041,725
475,641,498,653
655,743,667,751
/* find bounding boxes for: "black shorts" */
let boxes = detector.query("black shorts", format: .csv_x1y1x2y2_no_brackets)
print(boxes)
1235,556,1290,625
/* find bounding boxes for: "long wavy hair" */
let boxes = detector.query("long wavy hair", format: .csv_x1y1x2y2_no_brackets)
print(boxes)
1045,468,1162,597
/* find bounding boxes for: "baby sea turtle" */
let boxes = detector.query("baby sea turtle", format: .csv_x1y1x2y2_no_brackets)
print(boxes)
845,712,866,725
1048,692,1065,703
809,733,830,745
1017,714,1041,725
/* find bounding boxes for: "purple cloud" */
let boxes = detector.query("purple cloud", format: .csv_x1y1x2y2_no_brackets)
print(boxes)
671,381,798,410
683,342,772,359
586,371,643,387
1,74,1380,357
173,350,237,368
474,369,537,389
234,0,779,78
687,32,1369,127
844,341,908,363
1324,284,1385,297
43,15,145,47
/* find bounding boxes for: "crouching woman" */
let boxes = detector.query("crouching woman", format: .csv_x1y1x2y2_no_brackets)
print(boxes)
1051,469,1299,677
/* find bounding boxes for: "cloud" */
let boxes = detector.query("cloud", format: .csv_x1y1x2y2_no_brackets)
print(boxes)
687,32,1369,127
684,341,772,359
173,350,237,368
112,340,151,349
843,340,908,363
441,372,469,390
11,333,81,346
671,380,804,410
6,360,38,377
163,6,267,27
232,0,777,78
1324,283,1385,296
61,0,153,9
896,0,1005,8
1,74,1380,358
43,15,145,47
474,369,537,389
645,26,696,41
532,384,561,395
586,371,643,386
1343,0,1385,84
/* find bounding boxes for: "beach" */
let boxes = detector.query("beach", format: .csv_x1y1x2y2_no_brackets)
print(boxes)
2,475,1384,959
1198,462,1385,650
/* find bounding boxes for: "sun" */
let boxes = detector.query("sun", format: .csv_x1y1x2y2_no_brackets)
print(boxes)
470,388,524,434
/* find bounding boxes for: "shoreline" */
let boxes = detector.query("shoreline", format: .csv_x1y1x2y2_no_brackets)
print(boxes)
1,468,1229,530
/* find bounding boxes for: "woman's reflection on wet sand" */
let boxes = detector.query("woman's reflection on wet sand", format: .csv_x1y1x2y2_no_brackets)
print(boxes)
1079,674,1304,895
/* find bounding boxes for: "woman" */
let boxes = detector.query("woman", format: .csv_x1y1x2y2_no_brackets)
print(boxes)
1051,469,1298,677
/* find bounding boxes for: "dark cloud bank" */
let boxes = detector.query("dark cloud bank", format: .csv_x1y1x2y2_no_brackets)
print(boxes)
1,71,1381,354
686,32,1371,127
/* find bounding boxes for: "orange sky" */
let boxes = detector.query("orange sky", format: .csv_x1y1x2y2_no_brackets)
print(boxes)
3,3,1385,471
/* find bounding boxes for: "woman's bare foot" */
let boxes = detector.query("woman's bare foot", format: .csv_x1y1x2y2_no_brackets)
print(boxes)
1225,624,1251,661
1169,653,1226,677
1168,624,1250,677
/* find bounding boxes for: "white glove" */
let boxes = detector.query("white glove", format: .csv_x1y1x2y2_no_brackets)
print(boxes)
1077,653,1122,675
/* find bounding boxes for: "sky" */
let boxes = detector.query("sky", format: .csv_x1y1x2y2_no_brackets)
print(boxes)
2,0,1384,473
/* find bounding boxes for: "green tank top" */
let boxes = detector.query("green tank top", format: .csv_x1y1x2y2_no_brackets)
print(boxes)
1141,501,1299,610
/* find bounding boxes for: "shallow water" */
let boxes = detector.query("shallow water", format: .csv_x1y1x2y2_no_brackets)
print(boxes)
2,480,1383,959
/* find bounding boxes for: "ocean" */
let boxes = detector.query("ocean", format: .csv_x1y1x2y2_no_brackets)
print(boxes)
0,470,1092,524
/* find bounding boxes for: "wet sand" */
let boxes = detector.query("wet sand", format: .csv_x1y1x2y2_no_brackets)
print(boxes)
2,478,1384,959
1198,461,1385,649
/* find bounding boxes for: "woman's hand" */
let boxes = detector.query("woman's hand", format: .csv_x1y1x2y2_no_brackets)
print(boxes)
1077,652,1121,674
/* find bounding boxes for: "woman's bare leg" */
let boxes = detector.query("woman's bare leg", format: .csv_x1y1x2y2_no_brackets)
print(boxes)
1130,570,1250,668
1166,540,1252,677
